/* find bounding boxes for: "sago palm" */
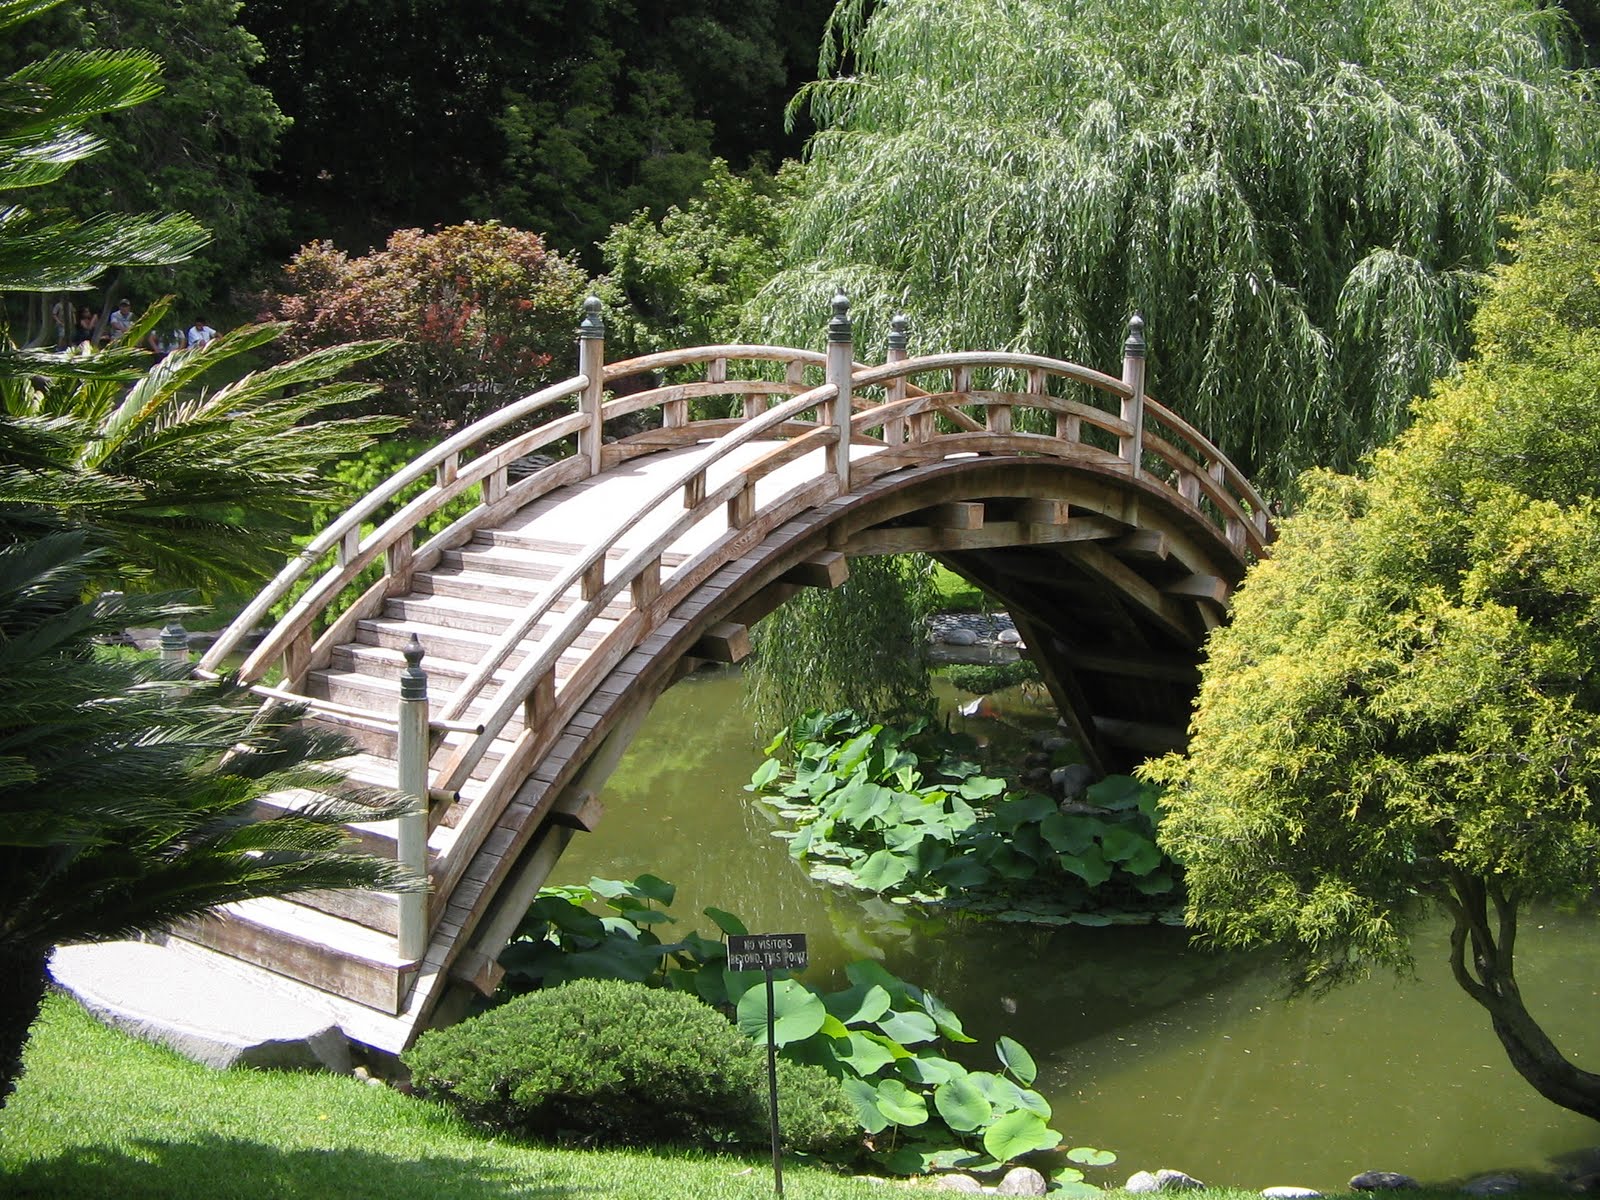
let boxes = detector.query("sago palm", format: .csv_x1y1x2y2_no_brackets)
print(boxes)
0,527,423,1106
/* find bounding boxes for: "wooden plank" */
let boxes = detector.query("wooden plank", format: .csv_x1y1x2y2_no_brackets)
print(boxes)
1057,542,1196,643
844,515,1125,556
549,788,604,832
1162,573,1230,605
447,948,505,998
926,502,985,529
1060,649,1201,683
690,621,751,664
781,550,849,589
1015,498,1070,527
1114,530,1169,564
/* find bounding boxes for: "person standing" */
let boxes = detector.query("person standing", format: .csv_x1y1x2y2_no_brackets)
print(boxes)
107,298,135,339
186,317,217,348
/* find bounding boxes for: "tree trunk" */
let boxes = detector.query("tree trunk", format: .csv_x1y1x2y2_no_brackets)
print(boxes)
0,943,50,1110
1444,875,1600,1121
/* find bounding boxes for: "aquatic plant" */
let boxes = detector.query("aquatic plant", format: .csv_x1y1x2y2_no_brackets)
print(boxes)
498,875,1116,1185
746,710,1178,925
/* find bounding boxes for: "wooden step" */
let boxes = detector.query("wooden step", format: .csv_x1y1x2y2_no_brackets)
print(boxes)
472,530,689,570
441,544,564,582
175,896,419,1013
251,771,466,863
328,642,592,691
354,614,614,666
383,593,526,636
413,566,635,619
304,666,576,736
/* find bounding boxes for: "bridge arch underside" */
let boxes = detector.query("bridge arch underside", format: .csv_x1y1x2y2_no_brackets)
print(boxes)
438,454,1245,1030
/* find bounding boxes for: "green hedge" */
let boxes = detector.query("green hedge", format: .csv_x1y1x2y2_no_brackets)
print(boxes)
403,978,856,1154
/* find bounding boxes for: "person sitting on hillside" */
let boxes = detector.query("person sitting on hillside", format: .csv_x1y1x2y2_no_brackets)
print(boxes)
186,318,217,348
106,298,135,339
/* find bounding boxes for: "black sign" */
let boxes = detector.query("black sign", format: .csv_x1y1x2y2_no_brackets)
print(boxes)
727,933,808,973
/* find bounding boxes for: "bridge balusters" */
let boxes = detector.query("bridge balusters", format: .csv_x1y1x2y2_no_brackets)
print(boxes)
987,370,1013,436
386,535,414,591
578,297,606,477
396,633,430,963
825,290,854,491
1121,312,1146,475
700,355,726,428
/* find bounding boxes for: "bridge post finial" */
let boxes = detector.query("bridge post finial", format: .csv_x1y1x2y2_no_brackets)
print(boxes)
159,622,189,666
577,298,606,478
396,632,430,964
828,288,852,343
825,289,854,491
887,313,909,352
400,632,428,701
1124,310,1146,360
1120,311,1147,477
578,295,605,340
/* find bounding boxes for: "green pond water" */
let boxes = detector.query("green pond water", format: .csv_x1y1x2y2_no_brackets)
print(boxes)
549,666,1600,1190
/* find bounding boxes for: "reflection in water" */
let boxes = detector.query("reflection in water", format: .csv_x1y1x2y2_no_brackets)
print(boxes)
552,666,1600,1188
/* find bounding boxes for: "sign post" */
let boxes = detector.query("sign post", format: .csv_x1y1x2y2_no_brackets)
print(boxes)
727,933,808,1198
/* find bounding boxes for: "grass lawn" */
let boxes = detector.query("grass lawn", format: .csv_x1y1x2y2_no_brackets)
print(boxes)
929,564,991,613
0,995,887,1200
2,996,1582,1200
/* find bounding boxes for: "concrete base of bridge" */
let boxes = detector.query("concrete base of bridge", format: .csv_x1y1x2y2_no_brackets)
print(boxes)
50,939,354,1073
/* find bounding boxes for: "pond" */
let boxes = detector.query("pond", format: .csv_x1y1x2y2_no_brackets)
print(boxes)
549,666,1600,1190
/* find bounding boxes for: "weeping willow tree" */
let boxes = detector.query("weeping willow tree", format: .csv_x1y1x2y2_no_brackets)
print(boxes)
746,553,937,737
761,0,1596,490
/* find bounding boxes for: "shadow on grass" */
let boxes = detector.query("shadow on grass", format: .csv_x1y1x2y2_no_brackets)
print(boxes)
1,1133,597,1199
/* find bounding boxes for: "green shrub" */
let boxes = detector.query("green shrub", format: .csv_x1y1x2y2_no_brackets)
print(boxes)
774,1058,861,1157
940,660,1039,694
403,978,854,1154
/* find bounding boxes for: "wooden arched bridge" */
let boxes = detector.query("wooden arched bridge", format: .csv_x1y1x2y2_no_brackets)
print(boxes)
174,295,1272,1055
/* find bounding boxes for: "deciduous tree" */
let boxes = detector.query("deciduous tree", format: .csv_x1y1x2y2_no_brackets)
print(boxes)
0,0,289,307
1146,173,1600,1120
268,222,598,430
767,0,1596,491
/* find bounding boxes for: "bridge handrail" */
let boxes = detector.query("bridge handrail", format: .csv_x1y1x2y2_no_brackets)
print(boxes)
198,375,590,678
434,380,842,736
849,351,1269,551
601,345,828,378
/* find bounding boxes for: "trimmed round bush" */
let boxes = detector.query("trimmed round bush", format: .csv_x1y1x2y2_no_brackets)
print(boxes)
403,978,855,1153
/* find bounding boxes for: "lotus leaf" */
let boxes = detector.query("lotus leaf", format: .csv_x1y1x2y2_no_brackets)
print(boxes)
933,1072,993,1132
874,1078,929,1125
995,1034,1038,1085
737,978,827,1046
982,1108,1062,1161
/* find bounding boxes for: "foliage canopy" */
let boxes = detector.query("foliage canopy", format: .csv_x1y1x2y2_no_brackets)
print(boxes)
1147,171,1600,1119
0,0,417,1109
268,222,598,431
768,0,1596,490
